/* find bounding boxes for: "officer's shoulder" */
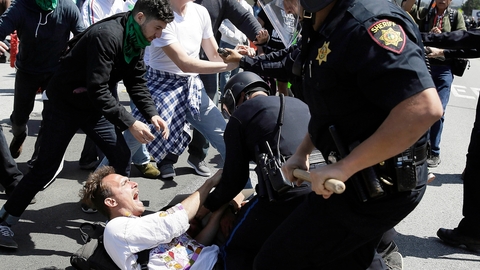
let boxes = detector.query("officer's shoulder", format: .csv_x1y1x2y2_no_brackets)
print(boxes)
349,0,413,54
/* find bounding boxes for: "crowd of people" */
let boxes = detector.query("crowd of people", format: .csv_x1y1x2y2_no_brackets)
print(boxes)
0,0,479,269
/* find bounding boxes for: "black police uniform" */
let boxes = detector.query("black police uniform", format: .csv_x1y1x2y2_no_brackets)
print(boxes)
253,0,436,269
422,29,480,246
203,95,312,270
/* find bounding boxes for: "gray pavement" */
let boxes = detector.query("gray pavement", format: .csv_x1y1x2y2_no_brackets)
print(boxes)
0,58,479,269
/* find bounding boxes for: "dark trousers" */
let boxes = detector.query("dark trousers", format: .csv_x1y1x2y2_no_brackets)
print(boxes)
222,194,308,270
10,69,52,138
3,103,131,218
187,73,219,161
459,97,480,238
0,126,22,191
253,163,428,269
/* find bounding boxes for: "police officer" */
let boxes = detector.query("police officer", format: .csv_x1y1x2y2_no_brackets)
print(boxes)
248,0,443,269
422,29,480,252
195,71,311,269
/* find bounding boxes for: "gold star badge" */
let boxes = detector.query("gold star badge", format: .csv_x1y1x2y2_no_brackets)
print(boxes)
316,42,331,65
379,27,403,47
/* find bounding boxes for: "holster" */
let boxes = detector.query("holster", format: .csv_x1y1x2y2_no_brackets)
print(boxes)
375,142,428,194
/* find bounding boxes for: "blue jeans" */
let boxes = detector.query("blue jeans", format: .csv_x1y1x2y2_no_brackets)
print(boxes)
429,65,453,156
219,41,240,97
1,102,131,221
188,74,220,161
185,88,226,162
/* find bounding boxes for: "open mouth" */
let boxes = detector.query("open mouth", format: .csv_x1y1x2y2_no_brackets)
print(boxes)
133,191,139,201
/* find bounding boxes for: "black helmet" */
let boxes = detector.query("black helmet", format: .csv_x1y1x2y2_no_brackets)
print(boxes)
300,0,335,13
221,71,270,118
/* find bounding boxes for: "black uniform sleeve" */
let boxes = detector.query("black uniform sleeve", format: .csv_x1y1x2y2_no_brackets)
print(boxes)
204,117,251,212
240,45,298,80
422,29,480,49
444,49,480,59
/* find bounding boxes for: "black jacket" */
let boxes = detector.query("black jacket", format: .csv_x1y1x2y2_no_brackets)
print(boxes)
47,12,157,131
204,96,311,211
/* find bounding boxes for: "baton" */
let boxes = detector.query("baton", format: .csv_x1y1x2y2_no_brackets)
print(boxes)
293,169,346,194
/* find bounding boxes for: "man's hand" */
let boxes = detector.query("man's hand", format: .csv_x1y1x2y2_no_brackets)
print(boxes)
308,162,349,199
235,44,256,57
150,115,169,140
220,48,243,64
430,27,441,34
425,46,445,59
0,41,8,55
253,29,269,45
128,120,156,144
281,152,309,186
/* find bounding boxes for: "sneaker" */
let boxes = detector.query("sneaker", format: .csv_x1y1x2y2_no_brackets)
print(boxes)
159,164,176,179
384,251,403,270
427,171,436,184
0,225,18,249
427,155,441,168
378,241,402,269
9,133,27,159
437,228,480,252
81,203,97,214
79,160,100,170
135,163,160,179
187,156,211,177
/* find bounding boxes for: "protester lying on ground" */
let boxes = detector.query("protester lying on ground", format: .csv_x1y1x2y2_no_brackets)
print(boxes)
80,166,229,270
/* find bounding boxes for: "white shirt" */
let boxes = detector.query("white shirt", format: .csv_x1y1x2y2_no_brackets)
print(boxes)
81,0,125,27
104,204,219,270
148,1,213,76
219,0,252,46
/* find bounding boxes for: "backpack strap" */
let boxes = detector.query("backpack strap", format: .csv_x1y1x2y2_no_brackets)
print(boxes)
136,249,151,270
448,8,458,31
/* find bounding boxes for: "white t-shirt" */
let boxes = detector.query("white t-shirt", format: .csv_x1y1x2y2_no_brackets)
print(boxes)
104,204,219,270
81,0,126,27
148,1,213,76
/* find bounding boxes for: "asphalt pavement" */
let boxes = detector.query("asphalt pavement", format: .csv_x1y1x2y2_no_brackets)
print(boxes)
0,58,479,269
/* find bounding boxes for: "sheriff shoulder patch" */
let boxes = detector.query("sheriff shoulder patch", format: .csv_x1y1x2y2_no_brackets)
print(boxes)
368,20,406,54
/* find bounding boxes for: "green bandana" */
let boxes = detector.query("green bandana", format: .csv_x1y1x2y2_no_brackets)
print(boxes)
124,15,151,64
36,0,58,11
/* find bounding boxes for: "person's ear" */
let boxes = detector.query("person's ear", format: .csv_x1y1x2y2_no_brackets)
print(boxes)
105,197,118,208
134,12,146,25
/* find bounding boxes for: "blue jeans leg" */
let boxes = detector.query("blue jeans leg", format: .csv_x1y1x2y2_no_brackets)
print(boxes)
188,74,220,161
186,88,226,163
429,65,453,156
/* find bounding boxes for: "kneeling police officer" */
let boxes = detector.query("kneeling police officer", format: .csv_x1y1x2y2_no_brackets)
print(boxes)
196,71,312,270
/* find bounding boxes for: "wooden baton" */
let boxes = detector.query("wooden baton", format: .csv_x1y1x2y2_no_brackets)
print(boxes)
293,169,346,194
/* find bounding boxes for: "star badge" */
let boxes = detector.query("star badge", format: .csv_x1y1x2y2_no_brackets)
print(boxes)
316,41,331,65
